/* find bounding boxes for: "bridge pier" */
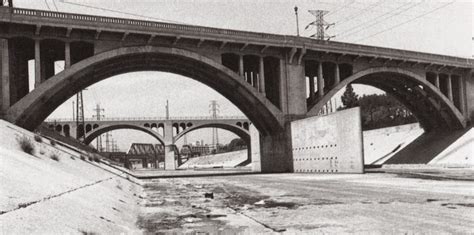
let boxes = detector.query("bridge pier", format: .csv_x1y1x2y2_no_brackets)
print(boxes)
163,121,176,170
1,38,10,116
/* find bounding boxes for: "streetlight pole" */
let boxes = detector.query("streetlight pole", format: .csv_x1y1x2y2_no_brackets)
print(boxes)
294,6,300,36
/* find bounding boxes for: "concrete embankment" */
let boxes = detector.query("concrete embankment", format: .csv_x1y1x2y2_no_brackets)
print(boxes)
0,120,142,234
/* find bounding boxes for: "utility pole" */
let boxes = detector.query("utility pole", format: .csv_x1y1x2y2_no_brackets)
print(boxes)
76,91,85,142
306,10,335,40
72,101,75,122
165,100,170,120
294,6,300,36
105,132,111,152
209,100,220,150
93,104,105,152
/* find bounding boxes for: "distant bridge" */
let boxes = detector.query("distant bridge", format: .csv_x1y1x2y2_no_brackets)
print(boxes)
44,116,251,146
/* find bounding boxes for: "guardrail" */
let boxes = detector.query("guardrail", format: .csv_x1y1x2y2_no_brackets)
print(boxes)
45,116,248,123
1,7,472,67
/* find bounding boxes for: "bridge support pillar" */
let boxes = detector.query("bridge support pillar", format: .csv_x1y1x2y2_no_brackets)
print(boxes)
65,42,71,69
258,124,293,173
0,38,10,116
447,75,453,101
34,39,41,88
334,63,340,85
434,73,440,89
465,70,474,123
317,61,324,98
163,121,176,170
259,56,266,95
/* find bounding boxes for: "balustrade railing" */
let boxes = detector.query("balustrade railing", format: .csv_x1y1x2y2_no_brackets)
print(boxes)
45,116,248,123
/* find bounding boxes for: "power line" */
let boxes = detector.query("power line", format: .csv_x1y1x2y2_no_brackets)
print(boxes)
43,0,51,11
51,0,59,11
337,1,422,40
354,1,455,43
334,0,383,25
61,1,186,25
326,0,356,17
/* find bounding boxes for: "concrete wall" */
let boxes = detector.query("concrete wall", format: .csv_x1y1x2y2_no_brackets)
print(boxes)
249,124,261,172
291,107,364,173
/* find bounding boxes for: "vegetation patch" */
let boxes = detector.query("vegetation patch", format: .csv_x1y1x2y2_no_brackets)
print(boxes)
18,136,35,155
50,153,60,161
50,139,57,146
80,155,86,161
33,134,42,143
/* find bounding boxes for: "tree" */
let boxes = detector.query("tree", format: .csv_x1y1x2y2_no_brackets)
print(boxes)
341,84,359,109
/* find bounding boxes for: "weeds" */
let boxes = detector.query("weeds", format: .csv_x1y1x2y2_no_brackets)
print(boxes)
33,134,42,143
18,136,34,155
50,153,60,161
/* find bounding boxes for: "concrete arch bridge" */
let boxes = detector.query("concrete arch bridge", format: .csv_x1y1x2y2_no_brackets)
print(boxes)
0,7,473,172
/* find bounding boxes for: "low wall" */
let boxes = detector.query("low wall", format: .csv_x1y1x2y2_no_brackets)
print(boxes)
291,107,364,173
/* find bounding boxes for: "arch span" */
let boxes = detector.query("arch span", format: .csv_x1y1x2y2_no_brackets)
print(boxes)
83,124,165,146
307,67,466,131
6,46,284,136
173,123,250,144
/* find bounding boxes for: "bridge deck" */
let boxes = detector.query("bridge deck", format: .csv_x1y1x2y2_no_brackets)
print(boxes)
0,7,472,68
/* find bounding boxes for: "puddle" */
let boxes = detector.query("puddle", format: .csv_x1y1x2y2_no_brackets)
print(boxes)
441,203,474,208
254,200,300,209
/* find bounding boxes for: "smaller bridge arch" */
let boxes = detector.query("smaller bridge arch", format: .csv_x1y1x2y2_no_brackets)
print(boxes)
173,123,250,144
83,124,165,146
306,67,467,131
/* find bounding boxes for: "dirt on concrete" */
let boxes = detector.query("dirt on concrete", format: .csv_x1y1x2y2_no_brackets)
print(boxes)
136,171,474,234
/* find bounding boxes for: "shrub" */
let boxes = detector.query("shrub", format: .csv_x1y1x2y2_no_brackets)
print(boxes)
18,136,34,155
50,139,57,146
93,156,101,163
50,154,60,161
80,155,86,161
33,134,42,143
88,156,93,161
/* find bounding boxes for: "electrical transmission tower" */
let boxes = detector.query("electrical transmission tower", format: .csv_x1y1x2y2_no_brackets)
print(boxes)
76,91,86,142
209,100,220,150
104,132,112,152
93,104,105,151
306,10,335,40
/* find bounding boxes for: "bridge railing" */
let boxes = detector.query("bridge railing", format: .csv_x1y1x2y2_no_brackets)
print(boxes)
45,116,248,123
9,7,289,42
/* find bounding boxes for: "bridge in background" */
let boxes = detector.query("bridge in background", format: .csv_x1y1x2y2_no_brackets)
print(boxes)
1,6,473,172
45,116,250,146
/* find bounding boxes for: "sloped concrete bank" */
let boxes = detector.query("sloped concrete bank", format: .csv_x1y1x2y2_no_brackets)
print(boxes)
0,120,143,234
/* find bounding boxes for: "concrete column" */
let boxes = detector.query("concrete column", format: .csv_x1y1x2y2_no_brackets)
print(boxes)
447,75,453,101
434,73,440,88
458,75,465,115
317,61,324,98
309,76,315,101
259,124,293,173
34,39,41,88
239,55,244,78
65,41,71,69
259,56,266,95
334,63,340,85
1,39,10,113
163,121,175,170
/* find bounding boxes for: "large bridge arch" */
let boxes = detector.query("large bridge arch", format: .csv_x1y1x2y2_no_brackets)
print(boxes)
173,123,250,144
307,67,467,131
83,124,165,146
5,46,284,136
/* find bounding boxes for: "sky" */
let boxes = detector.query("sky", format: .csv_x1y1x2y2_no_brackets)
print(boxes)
14,0,473,151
